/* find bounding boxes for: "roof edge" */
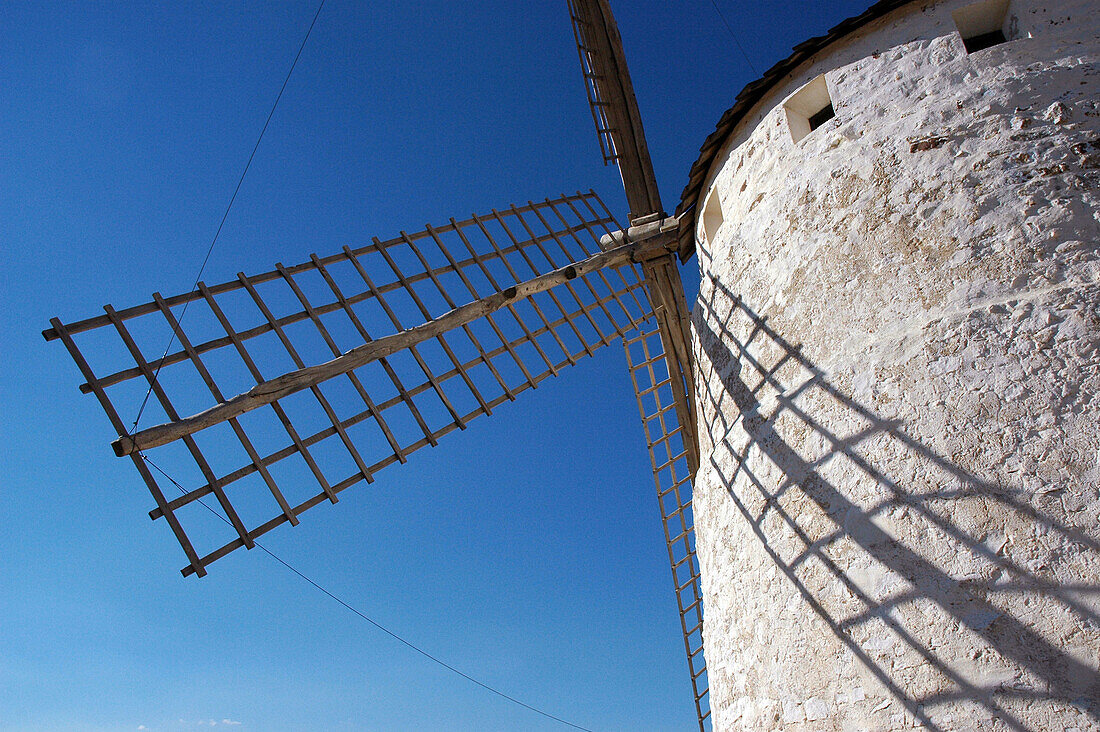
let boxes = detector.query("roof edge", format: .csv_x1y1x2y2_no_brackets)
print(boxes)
675,0,917,261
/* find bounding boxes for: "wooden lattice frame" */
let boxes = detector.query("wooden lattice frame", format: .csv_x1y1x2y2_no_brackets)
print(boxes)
566,0,663,221
48,188,710,731
46,191,650,577
568,0,619,166
624,286,710,732
45,0,715,725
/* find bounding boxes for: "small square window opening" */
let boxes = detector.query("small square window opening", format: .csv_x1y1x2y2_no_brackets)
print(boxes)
784,75,835,143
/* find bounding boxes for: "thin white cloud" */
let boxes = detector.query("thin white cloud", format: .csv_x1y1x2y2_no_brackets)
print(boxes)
171,716,242,727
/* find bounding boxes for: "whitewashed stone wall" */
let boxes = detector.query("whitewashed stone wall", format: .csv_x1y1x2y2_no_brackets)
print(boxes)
691,1,1100,729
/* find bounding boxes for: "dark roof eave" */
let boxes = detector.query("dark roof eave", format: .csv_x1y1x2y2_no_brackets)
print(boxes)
674,0,916,262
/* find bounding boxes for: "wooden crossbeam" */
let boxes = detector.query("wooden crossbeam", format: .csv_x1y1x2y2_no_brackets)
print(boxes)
147,284,647,524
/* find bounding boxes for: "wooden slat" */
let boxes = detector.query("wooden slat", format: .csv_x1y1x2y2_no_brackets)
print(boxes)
49,316,207,577
472,212,573,371
540,197,642,337
424,223,515,400
624,312,709,732
151,282,646,521
309,253,408,462
152,293,299,526
519,202,622,345
112,218,658,459
48,191,660,584
640,256,700,474
448,217,542,387
275,262,378,484
398,231,493,417
177,324,634,578
489,208,600,360
195,281,336,507
568,0,618,164
103,304,256,550
65,207,620,393
342,245,442,447
375,235,474,430
567,0,662,220
565,193,649,320
236,273,358,503
43,193,613,341
506,203,617,346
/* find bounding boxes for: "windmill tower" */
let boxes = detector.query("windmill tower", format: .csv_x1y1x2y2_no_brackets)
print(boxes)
46,0,711,728
676,0,1100,729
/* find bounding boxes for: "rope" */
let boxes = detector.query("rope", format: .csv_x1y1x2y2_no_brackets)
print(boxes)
141,455,596,732
707,0,759,76
130,0,327,433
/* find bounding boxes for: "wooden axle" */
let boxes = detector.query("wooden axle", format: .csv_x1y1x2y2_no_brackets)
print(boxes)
112,233,675,457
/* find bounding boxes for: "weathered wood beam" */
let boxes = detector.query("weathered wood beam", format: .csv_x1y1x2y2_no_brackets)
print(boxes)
592,0,662,220
598,213,679,251
641,255,700,476
111,234,672,457
572,0,663,221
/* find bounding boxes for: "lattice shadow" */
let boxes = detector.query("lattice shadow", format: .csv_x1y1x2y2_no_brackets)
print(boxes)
692,275,1099,731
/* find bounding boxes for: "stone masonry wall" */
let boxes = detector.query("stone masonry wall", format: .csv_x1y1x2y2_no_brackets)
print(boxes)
691,1,1100,729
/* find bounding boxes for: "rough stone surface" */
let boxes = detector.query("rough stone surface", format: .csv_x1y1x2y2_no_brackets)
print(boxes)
690,1,1100,729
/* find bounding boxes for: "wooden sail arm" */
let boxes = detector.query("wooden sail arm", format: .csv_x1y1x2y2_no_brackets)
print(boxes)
112,233,675,457
568,0,663,221
624,317,710,730
601,215,700,472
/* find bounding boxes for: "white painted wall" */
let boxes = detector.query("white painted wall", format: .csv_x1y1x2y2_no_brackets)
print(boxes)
691,1,1100,729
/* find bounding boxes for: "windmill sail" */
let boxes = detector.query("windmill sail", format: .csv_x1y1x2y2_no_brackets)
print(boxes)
624,319,710,730
48,2,709,724
567,0,663,221
46,191,665,577
568,3,708,725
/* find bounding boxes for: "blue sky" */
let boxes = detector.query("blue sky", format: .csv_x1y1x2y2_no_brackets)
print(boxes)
3,2,873,730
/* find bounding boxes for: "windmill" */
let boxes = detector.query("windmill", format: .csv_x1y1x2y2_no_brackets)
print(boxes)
45,1,709,728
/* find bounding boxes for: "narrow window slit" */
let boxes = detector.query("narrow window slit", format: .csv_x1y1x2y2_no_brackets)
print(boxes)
962,29,1007,53
701,189,724,245
952,0,1012,54
808,104,836,132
